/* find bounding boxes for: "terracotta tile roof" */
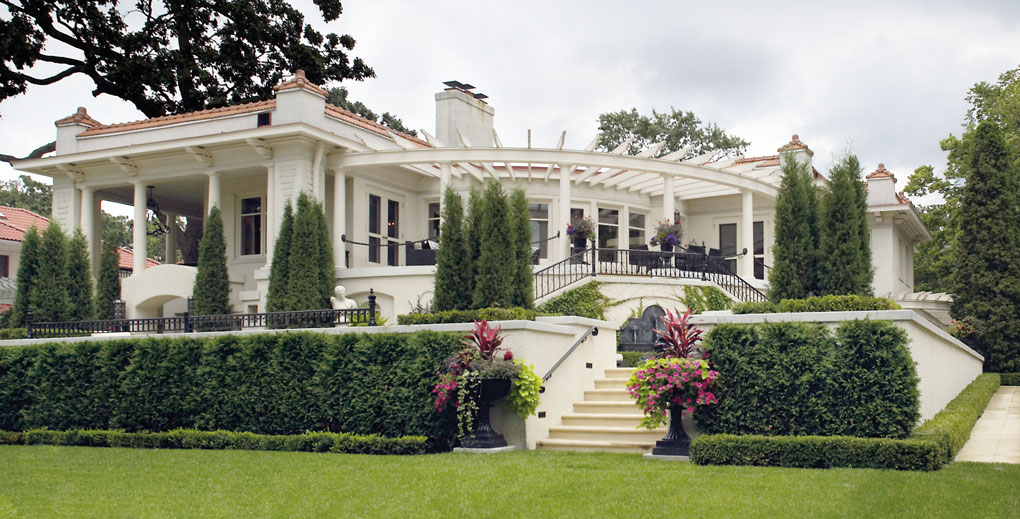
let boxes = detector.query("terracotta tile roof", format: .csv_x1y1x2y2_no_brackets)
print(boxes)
0,221,26,242
78,100,275,137
866,163,897,182
323,103,431,148
896,191,911,205
777,134,814,156
733,155,781,167
0,206,49,241
272,69,328,97
117,247,160,270
55,107,103,127
0,303,11,314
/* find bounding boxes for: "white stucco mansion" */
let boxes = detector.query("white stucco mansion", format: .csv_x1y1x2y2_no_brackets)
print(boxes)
12,71,944,323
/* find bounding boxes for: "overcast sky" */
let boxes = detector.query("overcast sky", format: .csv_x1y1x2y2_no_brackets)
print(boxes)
2,0,1019,213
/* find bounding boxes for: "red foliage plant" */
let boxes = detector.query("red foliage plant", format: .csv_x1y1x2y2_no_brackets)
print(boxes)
463,319,504,361
653,308,703,358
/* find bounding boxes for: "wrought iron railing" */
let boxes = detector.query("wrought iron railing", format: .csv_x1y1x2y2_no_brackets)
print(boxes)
533,246,597,301
24,290,379,339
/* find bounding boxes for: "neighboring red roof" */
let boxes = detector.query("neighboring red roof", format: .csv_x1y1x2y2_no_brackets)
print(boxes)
0,303,11,314
117,247,161,270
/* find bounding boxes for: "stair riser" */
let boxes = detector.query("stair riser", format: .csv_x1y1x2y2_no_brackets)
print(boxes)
605,368,637,378
572,403,643,415
537,443,651,454
584,390,634,402
548,430,665,443
593,379,631,389
561,416,648,427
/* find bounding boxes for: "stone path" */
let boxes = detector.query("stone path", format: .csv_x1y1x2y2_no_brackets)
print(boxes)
955,386,1020,464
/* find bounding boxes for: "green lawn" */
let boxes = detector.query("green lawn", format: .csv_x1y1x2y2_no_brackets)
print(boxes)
1,446,1018,518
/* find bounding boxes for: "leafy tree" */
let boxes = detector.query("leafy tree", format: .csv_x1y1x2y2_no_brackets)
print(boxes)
101,212,132,249
66,229,93,321
93,239,121,319
193,207,230,316
285,193,331,310
472,180,514,309
266,201,294,312
30,223,71,321
509,187,534,309
768,155,819,301
0,175,51,215
951,121,1020,372
0,0,373,119
9,225,39,326
597,107,749,158
906,66,1020,293
326,87,417,136
464,187,484,299
818,153,873,296
433,187,470,311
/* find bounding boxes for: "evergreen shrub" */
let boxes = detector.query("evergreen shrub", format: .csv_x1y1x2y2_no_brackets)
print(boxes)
1001,373,1020,386
432,187,471,311
731,295,900,314
698,320,919,438
193,207,230,315
93,239,121,320
31,223,72,321
910,373,1000,465
690,434,940,471
0,331,462,450
535,281,612,320
397,307,536,325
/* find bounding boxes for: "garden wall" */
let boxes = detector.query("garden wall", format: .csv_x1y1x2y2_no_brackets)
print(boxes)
692,310,984,423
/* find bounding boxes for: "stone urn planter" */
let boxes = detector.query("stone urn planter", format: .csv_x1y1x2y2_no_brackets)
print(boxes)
651,405,692,456
462,377,512,449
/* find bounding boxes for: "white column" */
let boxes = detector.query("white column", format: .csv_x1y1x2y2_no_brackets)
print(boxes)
207,171,221,213
132,181,147,274
79,185,95,274
439,162,452,215
558,163,571,261
663,174,675,223
265,164,276,265
741,190,754,278
165,211,177,264
333,167,347,268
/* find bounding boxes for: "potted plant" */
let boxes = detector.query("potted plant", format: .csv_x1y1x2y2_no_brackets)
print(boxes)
433,320,542,448
649,220,682,252
567,215,596,250
626,308,718,456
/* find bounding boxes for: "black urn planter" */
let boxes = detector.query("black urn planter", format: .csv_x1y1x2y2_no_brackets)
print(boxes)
659,242,674,252
651,405,692,456
462,377,512,449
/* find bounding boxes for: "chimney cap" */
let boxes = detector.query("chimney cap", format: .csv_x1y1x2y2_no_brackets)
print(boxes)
777,133,813,156
866,163,897,182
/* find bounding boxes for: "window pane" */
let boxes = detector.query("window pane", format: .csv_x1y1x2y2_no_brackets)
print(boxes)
598,224,618,249
531,220,549,258
241,214,262,255
369,195,380,234
629,212,645,229
629,228,646,248
598,208,619,225
428,202,440,219
529,203,549,219
719,223,737,255
387,200,399,239
241,197,261,214
754,221,764,255
369,236,380,263
570,208,584,221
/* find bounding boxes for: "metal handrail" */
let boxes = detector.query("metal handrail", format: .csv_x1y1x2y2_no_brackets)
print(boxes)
533,245,597,301
542,326,599,382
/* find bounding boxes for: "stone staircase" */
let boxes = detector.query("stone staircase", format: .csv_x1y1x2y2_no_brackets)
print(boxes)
537,367,666,453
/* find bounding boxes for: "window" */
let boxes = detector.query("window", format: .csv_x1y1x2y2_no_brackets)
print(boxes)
719,223,737,274
240,197,263,256
0,255,8,277
257,112,271,127
598,208,619,262
529,203,549,259
753,221,765,279
427,202,440,240
368,195,381,263
629,212,646,249
368,195,400,265
387,199,400,266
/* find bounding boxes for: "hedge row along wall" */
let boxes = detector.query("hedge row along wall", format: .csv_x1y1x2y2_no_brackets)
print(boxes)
0,331,462,450
698,320,920,438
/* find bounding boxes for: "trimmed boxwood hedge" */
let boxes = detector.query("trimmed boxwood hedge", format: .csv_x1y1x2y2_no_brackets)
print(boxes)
0,428,426,455
1001,373,1020,386
698,320,919,438
0,331,462,450
397,307,536,325
732,295,900,314
910,373,1000,465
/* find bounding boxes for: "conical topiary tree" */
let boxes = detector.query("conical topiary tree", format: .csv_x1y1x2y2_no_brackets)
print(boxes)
266,201,294,312
312,197,335,309
30,223,71,322
768,154,819,301
193,206,230,315
93,239,121,320
10,225,40,327
818,153,873,296
509,186,534,309
67,229,93,321
286,193,330,310
473,180,514,308
433,186,471,311
951,120,1020,372
464,187,483,300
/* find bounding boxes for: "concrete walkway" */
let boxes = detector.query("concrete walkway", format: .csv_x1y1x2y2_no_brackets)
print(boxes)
955,386,1020,464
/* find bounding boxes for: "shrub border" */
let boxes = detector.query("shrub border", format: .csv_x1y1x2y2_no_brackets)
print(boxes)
1001,373,1020,386
397,307,537,325
0,428,427,455
690,373,1001,471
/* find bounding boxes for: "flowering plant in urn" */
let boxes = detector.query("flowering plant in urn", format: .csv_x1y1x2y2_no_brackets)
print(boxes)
566,215,596,241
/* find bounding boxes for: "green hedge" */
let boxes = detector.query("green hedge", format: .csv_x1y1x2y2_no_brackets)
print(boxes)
732,295,901,314
619,351,647,368
910,373,1001,465
397,307,536,325
690,434,940,471
535,281,612,320
698,320,919,438
1000,373,1020,386
0,428,426,455
0,331,462,450
0,328,27,340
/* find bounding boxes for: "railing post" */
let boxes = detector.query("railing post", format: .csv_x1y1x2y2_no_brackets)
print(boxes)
591,238,597,277
368,289,377,326
185,297,194,333
25,309,33,339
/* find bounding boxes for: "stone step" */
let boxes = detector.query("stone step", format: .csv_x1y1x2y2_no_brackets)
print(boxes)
583,388,634,402
593,377,632,389
547,425,665,443
605,367,637,378
560,413,649,428
536,438,656,454
572,401,643,415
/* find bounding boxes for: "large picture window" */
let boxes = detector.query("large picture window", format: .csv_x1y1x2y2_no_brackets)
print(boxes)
240,196,263,256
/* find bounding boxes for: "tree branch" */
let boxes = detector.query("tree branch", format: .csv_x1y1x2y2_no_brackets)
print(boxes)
20,67,81,86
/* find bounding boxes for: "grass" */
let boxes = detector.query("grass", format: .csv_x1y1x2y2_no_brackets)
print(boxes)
1,447,1019,518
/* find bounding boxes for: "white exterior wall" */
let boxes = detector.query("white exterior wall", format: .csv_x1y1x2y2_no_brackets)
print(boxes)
870,223,899,298
692,310,984,424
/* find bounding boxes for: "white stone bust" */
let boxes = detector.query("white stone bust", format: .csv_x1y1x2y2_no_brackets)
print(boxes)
330,285,357,310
